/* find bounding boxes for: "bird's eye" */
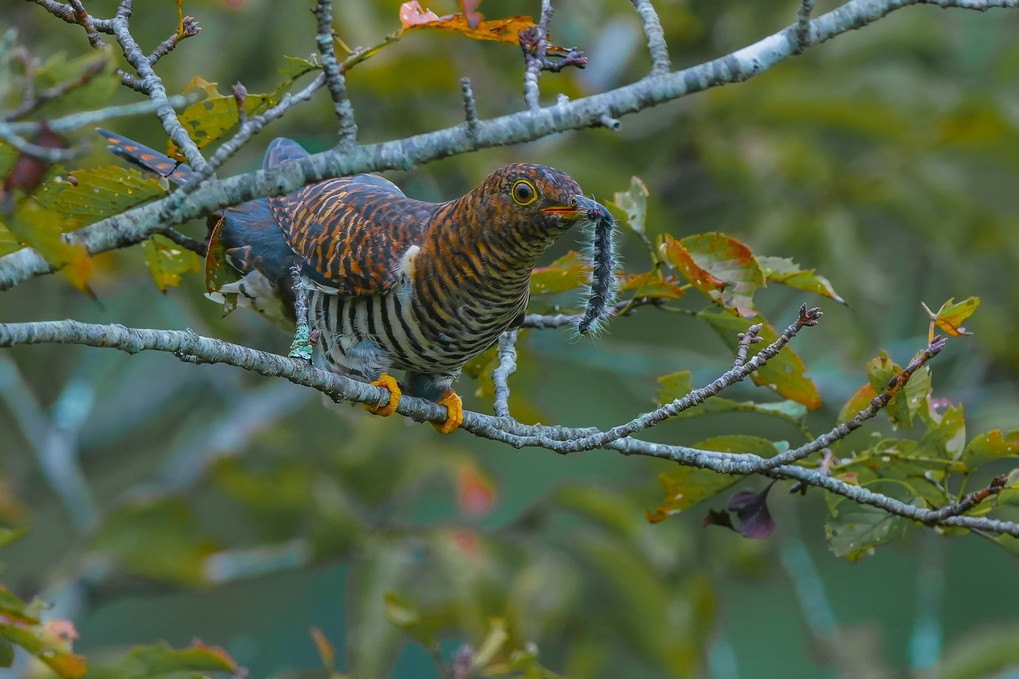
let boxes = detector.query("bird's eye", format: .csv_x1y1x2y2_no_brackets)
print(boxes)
511,180,537,206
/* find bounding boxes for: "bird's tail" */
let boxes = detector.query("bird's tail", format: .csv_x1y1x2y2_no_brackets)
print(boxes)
96,128,193,186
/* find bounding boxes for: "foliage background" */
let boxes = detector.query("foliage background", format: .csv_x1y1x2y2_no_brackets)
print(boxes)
3,0,1019,677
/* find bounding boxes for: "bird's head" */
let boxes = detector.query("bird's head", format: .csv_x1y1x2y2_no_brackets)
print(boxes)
469,164,610,249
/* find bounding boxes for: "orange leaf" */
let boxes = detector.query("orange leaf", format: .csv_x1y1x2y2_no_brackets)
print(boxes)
397,3,556,47
403,13,537,44
837,383,878,425
310,627,336,672
620,271,685,299
660,233,764,318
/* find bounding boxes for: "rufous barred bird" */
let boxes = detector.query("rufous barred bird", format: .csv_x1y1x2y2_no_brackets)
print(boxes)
99,129,613,433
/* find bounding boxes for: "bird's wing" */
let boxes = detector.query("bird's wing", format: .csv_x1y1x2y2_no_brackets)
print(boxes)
270,175,436,296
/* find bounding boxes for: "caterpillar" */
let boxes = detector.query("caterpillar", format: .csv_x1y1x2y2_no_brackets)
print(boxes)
578,211,620,335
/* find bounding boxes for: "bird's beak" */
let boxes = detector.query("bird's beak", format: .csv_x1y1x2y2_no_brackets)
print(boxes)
542,195,610,222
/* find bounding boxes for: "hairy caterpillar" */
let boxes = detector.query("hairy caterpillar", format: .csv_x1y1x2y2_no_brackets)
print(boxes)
578,211,620,335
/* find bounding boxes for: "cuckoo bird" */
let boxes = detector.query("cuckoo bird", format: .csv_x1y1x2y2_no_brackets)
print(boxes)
99,130,611,433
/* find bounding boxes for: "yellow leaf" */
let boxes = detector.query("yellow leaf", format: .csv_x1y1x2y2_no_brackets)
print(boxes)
922,297,979,338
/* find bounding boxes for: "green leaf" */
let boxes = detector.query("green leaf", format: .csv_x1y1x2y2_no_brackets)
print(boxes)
865,350,931,430
660,233,765,318
756,255,845,304
826,482,916,561
0,226,21,257
992,534,1019,557
2,200,92,292
529,251,590,295
0,584,37,624
470,618,510,671
962,429,1019,472
0,634,12,668
384,592,441,649
36,52,119,113
610,176,649,235
116,641,236,679
698,310,821,409
88,498,219,585
0,619,85,678
648,435,781,522
620,271,685,299
922,297,979,337
35,166,166,225
996,469,1019,507
171,76,278,154
0,527,26,551
143,234,201,292
656,370,807,424
917,403,966,462
280,54,321,78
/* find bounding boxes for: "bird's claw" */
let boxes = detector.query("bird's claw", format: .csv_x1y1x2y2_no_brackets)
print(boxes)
365,373,401,417
433,389,463,434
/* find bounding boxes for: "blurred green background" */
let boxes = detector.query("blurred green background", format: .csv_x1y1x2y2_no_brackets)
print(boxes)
3,0,1019,677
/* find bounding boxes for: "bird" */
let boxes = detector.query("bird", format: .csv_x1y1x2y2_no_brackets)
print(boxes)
98,129,610,433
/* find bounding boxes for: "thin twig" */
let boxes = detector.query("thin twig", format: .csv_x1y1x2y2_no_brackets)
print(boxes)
160,228,206,256
0,127,77,163
159,74,324,222
750,334,947,473
2,95,189,135
522,296,664,330
29,0,115,38
148,16,200,64
68,0,105,47
795,0,817,52
461,77,480,140
110,1,210,175
494,307,818,453
492,330,518,417
313,0,357,146
1,318,1015,538
288,265,313,360
521,0,553,110
630,0,671,73
8,0,1019,291
734,323,764,368
2,55,107,122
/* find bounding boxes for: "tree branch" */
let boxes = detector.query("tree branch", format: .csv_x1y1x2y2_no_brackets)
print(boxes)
492,330,518,418
630,0,671,74
110,0,210,175
7,0,1019,291
748,335,947,473
0,318,1015,539
313,0,357,145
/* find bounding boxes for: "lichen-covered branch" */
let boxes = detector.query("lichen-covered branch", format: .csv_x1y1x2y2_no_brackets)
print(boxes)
630,0,671,73
6,0,1019,290
107,1,210,174
1,317,1015,539
492,330,518,418
313,0,357,145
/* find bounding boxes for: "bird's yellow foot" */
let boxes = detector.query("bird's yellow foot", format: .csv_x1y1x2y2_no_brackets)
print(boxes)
433,389,463,434
364,374,401,417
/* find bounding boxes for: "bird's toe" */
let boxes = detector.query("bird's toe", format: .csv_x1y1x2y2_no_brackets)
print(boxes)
433,389,463,434
364,373,401,417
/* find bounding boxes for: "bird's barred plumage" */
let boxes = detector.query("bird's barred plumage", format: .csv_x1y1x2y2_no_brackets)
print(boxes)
99,129,613,410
